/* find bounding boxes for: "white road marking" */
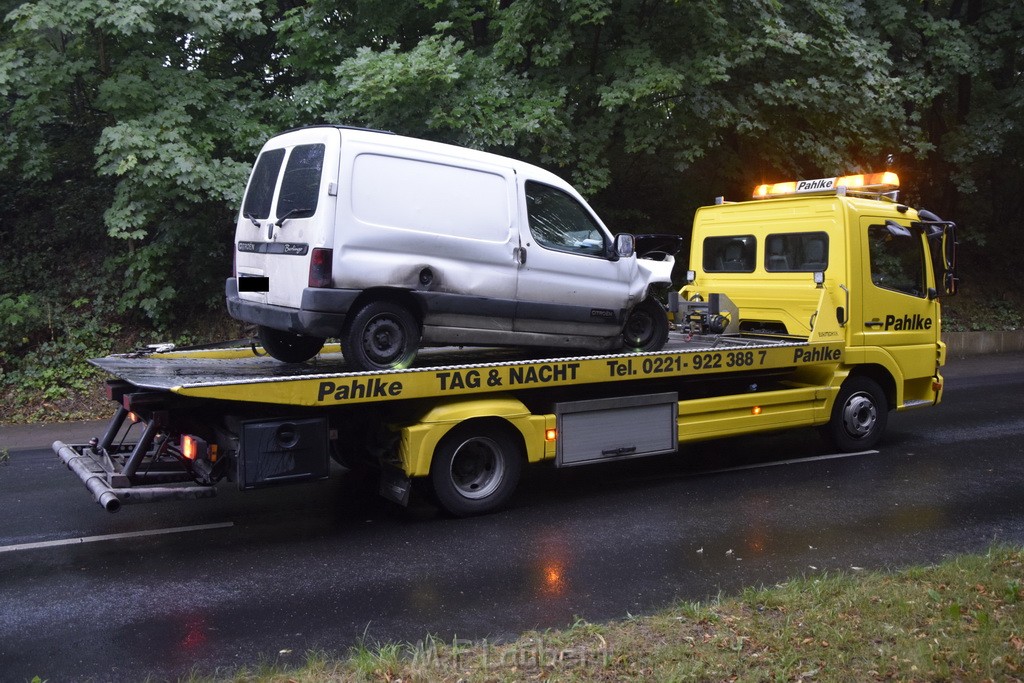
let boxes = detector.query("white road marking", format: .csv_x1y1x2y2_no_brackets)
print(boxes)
701,450,878,476
0,521,234,554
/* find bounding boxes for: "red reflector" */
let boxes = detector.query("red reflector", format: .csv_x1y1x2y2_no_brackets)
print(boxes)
308,248,333,288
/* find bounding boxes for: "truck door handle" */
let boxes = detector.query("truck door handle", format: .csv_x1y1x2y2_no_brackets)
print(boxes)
513,247,526,264
865,320,884,328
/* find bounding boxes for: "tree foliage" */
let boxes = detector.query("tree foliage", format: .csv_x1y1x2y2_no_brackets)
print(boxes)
0,0,1021,352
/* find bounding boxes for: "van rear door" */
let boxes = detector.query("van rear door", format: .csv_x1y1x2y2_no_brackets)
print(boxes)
235,128,341,310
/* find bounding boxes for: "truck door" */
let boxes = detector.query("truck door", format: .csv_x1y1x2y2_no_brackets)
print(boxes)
514,181,635,338
858,218,940,381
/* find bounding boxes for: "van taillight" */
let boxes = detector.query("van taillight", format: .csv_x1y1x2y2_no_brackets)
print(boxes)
309,248,333,288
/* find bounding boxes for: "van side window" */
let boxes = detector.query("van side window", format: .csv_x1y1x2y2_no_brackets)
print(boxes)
277,144,325,220
765,232,830,272
703,236,755,272
525,181,607,256
868,224,925,297
242,148,285,220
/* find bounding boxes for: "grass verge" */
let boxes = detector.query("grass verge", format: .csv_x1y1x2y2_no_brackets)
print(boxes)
204,546,1024,682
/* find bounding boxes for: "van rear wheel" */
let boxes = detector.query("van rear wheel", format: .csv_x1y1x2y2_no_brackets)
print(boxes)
343,300,420,371
258,326,325,363
623,297,669,352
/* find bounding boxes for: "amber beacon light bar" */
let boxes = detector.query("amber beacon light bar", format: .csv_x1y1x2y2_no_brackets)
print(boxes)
754,172,900,199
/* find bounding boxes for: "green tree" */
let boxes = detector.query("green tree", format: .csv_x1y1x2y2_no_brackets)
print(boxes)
1,0,1021,344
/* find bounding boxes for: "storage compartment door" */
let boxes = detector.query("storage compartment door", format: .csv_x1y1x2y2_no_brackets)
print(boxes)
238,417,330,489
556,393,678,467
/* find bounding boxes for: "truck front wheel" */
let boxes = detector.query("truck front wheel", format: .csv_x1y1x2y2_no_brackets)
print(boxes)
623,297,670,352
822,376,889,451
258,326,325,363
430,423,523,517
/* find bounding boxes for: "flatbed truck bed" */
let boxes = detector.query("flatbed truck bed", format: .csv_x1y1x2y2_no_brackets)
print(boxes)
55,332,854,514
90,332,839,406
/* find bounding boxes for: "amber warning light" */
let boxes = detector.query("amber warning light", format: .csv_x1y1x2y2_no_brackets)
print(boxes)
754,172,899,198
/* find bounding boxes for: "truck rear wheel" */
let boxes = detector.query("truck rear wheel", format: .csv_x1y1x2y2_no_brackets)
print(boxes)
622,297,669,352
258,326,325,363
430,423,523,517
343,300,420,371
823,376,889,451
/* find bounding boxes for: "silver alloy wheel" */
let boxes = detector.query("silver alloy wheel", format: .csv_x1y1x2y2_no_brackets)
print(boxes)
842,392,878,439
448,436,506,500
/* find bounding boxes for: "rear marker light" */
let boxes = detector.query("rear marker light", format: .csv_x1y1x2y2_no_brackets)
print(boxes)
182,435,208,461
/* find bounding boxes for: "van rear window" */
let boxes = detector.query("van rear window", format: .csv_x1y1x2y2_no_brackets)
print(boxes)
242,148,285,220
277,144,325,219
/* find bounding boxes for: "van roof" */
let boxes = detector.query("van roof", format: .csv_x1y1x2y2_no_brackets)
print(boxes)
265,125,584,204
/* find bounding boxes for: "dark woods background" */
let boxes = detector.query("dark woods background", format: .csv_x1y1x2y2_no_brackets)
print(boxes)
1,0,1021,416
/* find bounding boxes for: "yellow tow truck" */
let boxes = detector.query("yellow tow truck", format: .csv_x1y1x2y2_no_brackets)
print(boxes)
55,172,958,516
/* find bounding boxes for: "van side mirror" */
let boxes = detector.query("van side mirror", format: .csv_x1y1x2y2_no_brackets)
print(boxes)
614,233,635,259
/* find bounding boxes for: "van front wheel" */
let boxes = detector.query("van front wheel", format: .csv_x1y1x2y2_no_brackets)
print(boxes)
258,326,325,363
622,297,669,352
343,300,420,371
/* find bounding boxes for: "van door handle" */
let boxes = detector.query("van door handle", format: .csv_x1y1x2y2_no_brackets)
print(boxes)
865,320,884,328
513,247,526,265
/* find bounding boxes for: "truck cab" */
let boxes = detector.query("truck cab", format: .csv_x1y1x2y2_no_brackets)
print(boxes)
680,172,958,414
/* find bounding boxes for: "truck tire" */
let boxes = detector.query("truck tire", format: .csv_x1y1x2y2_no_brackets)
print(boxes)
343,300,420,371
258,326,325,363
822,376,889,451
429,423,524,517
622,297,670,352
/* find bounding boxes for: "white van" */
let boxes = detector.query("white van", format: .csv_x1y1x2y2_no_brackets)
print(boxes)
226,126,677,371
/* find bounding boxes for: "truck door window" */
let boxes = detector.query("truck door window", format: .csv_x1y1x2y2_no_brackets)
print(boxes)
868,224,925,297
703,236,755,272
276,143,325,220
765,232,829,272
525,181,607,256
242,148,285,220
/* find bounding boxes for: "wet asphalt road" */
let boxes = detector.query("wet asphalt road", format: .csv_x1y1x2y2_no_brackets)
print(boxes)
2,352,1023,682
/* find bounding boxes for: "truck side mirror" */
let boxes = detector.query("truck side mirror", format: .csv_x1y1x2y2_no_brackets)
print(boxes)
942,226,958,296
615,233,635,259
